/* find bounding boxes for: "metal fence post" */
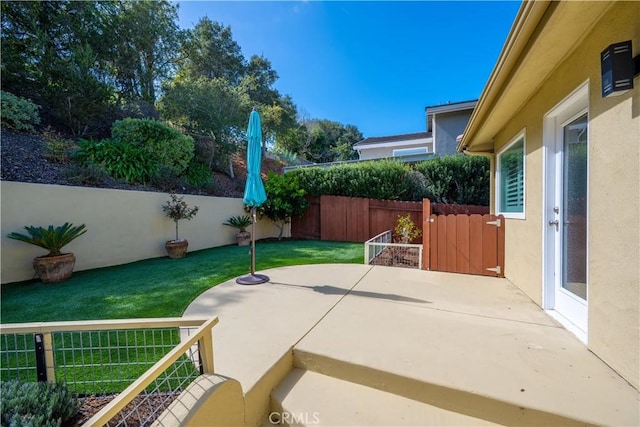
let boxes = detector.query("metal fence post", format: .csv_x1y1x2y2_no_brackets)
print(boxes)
34,333,47,382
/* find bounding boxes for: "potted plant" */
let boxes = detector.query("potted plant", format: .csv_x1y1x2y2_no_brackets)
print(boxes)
7,223,87,283
162,193,199,259
223,215,252,246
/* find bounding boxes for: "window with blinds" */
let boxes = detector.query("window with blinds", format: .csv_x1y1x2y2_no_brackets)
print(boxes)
497,137,525,217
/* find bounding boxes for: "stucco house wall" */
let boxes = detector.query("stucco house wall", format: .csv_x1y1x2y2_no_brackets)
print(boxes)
434,110,474,156
485,2,638,389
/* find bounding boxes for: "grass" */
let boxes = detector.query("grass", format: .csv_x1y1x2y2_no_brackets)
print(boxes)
1,240,363,323
1,240,362,394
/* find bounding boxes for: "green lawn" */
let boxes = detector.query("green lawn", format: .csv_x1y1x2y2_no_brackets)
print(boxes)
1,240,363,323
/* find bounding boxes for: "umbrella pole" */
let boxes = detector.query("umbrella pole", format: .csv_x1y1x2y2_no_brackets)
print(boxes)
236,206,269,285
250,207,256,275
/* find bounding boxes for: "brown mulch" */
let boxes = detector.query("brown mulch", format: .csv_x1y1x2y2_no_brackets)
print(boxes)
0,129,284,198
71,393,180,426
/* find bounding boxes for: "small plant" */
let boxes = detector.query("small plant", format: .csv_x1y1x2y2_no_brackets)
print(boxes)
63,163,109,186
162,193,199,241
394,214,422,244
0,90,40,132
1,379,79,426
42,127,75,164
184,158,213,188
8,223,87,257
223,215,252,232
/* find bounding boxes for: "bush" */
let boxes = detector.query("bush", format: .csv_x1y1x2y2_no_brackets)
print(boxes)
414,155,489,205
150,165,187,193
257,173,309,239
1,380,79,427
73,138,157,184
291,160,426,201
184,158,213,188
111,118,194,175
0,91,40,132
63,163,109,186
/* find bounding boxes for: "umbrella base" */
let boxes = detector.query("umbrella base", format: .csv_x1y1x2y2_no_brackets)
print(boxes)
236,273,270,285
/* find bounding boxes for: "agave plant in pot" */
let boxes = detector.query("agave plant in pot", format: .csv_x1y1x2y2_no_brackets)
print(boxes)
7,223,87,283
162,193,199,259
223,215,252,246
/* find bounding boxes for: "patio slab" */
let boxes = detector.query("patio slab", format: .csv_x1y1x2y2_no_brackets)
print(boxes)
184,264,639,426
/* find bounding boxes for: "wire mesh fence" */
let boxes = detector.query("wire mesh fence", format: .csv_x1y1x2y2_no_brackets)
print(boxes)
1,327,200,396
365,230,423,269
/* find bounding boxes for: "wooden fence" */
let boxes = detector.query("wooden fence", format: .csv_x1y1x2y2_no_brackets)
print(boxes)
291,195,488,243
291,195,422,242
422,199,505,277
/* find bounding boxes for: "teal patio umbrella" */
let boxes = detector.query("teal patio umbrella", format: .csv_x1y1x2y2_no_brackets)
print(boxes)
236,108,270,285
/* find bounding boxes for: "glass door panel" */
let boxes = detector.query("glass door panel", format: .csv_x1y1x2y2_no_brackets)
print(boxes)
562,114,588,300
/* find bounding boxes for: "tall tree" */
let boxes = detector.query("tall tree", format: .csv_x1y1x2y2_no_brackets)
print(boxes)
177,17,245,84
158,75,251,176
110,0,182,103
279,119,362,163
0,0,116,134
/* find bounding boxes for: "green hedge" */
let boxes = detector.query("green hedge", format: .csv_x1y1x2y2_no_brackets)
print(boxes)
291,160,426,201
289,156,489,205
414,155,489,205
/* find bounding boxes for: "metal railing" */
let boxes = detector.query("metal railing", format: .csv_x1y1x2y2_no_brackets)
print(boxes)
0,317,218,426
365,230,423,269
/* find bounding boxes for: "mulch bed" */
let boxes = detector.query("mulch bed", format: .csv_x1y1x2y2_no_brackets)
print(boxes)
71,392,180,426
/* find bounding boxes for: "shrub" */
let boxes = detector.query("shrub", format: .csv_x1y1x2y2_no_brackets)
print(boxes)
257,173,309,239
150,166,187,193
184,158,213,188
42,127,75,164
0,380,79,427
291,160,425,201
0,91,40,132
414,155,489,205
394,214,422,244
62,163,109,186
73,139,157,184
111,118,194,175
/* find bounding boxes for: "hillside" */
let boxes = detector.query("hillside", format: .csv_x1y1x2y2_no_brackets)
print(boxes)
0,130,284,198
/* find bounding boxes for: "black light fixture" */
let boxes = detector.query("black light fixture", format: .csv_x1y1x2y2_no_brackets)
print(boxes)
601,40,637,97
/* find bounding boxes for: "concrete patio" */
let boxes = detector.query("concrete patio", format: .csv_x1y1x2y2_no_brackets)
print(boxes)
182,264,639,426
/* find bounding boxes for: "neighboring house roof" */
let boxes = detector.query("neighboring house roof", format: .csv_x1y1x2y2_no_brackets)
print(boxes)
353,131,432,150
425,99,477,115
459,1,614,152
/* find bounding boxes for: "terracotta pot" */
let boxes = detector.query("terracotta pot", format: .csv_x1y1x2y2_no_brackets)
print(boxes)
33,253,76,283
166,240,188,259
237,231,251,246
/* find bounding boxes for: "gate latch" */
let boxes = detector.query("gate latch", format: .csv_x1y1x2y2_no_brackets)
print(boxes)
486,266,502,275
486,219,501,227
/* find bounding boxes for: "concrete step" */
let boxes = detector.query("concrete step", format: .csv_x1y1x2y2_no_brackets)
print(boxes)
267,368,498,427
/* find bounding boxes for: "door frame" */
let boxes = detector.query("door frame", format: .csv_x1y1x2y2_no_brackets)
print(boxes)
542,81,590,343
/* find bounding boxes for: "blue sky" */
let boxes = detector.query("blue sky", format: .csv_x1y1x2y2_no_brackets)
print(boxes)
176,1,521,138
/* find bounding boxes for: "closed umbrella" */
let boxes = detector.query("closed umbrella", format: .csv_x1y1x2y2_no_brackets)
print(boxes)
236,108,269,285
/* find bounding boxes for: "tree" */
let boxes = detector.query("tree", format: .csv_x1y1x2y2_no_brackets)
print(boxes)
282,119,363,163
0,1,116,134
177,17,245,84
258,173,309,240
109,0,182,104
158,75,251,175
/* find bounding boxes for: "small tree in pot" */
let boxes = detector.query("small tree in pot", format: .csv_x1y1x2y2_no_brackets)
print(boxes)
162,193,199,258
7,223,87,283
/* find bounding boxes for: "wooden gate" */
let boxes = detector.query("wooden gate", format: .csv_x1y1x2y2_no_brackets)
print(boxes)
422,199,505,277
